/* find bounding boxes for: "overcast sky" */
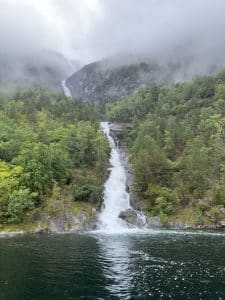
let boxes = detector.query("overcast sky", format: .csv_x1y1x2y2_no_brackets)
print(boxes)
1,0,225,65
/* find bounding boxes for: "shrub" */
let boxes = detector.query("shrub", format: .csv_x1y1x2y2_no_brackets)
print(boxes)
212,184,225,206
7,189,37,223
209,206,224,224
73,184,103,203
145,185,179,216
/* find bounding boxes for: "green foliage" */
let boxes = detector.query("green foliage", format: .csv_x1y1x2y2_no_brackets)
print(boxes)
72,169,104,204
7,189,36,223
209,206,223,224
212,184,225,206
214,83,225,100
132,135,171,190
73,184,103,203
106,83,159,122
196,200,210,214
105,70,225,220
13,143,72,196
0,86,109,224
0,161,23,221
145,185,179,216
192,76,215,99
177,142,211,198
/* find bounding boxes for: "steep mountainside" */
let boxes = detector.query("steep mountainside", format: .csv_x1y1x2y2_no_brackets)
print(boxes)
66,59,172,102
65,55,223,102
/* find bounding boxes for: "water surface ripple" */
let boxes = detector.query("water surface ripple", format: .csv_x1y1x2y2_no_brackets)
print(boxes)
1,231,225,299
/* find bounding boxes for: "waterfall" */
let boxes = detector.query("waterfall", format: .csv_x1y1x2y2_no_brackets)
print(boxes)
62,80,72,97
98,122,131,232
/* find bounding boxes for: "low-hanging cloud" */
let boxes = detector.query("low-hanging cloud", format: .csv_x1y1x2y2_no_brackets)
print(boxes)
1,0,225,73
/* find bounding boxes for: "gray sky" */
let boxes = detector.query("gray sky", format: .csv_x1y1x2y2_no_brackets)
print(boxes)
1,0,225,66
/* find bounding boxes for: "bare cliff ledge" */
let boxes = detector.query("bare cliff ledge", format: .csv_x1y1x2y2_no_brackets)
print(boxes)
0,200,99,237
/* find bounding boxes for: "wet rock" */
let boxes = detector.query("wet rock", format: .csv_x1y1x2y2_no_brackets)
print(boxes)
167,220,192,229
65,213,76,224
217,221,225,228
47,210,98,233
76,212,87,223
196,224,215,229
146,216,163,228
171,220,186,229
49,216,66,233
85,219,96,231
125,184,130,193
119,208,137,222
34,225,47,234
119,208,146,228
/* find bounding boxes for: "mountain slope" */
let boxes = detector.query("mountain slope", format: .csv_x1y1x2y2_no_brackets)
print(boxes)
66,59,171,102
65,54,224,102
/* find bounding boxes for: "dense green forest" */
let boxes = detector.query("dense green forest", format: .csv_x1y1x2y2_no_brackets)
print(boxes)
2,70,225,228
0,87,109,225
105,70,225,226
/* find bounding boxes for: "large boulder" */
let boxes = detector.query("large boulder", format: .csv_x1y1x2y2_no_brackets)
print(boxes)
119,208,146,228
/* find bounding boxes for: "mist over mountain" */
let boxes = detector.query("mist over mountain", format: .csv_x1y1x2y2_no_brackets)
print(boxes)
65,52,224,102
1,1,225,98
0,49,79,91
1,1,225,68
66,58,164,102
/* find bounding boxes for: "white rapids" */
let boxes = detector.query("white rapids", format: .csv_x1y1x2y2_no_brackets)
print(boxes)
98,122,132,232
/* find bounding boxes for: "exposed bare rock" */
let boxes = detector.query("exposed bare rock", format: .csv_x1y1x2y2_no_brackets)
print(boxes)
66,59,170,102
119,208,146,228
146,216,163,228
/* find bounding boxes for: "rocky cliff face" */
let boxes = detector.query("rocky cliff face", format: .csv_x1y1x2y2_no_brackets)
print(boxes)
65,54,223,103
66,59,174,102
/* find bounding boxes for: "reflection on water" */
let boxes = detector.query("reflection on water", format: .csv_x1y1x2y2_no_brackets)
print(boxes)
89,230,225,299
96,233,134,299
1,231,225,299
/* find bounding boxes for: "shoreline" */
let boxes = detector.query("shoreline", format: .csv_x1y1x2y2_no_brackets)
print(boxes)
1,226,225,239
1,122,224,238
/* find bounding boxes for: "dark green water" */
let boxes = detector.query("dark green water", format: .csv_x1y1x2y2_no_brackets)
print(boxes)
1,230,225,299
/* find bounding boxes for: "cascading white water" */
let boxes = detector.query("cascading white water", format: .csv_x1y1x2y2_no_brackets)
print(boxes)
98,122,131,232
62,80,72,97
61,77,147,232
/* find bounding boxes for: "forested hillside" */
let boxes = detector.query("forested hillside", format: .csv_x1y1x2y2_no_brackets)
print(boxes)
0,87,109,226
106,70,225,227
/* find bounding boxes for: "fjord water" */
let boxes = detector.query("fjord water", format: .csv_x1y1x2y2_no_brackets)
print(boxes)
1,232,225,299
